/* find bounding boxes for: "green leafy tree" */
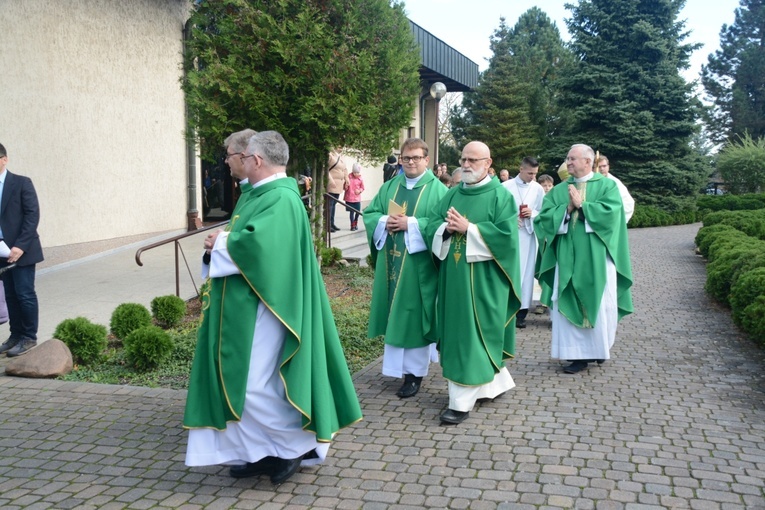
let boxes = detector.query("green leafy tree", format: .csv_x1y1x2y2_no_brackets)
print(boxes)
702,0,765,144
555,0,708,211
454,10,572,169
716,133,765,194
183,0,420,236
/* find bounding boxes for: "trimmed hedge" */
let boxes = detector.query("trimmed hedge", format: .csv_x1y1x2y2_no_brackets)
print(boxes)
696,215,765,344
703,209,765,241
629,204,698,229
697,193,765,215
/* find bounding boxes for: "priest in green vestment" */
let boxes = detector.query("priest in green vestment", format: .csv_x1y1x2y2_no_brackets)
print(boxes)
183,131,362,485
534,144,633,375
364,138,448,399
426,141,522,425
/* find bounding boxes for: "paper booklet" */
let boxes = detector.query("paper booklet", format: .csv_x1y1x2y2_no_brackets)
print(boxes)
388,199,406,216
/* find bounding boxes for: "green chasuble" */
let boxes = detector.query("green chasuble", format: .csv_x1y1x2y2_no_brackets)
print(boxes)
183,178,363,441
425,178,522,386
363,171,448,347
534,173,633,327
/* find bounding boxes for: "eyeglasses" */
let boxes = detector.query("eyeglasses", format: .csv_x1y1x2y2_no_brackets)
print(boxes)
400,155,425,164
224,152,242,162
241,153,260,162
459,157,489,166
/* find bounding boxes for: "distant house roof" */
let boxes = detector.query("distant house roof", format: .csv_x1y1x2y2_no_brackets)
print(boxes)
410,20,479,92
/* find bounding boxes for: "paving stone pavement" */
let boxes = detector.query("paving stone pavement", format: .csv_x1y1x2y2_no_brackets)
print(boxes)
1,223,765,509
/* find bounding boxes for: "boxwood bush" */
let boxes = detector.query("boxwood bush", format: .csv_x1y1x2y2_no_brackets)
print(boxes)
110,303,152,340
151,295,187,329
54,317,108,365
124,325,174,371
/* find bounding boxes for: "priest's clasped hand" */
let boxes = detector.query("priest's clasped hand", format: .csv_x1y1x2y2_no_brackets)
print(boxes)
567,185,583,213
386,214,409,233
204,229,222,252
446,207,469,234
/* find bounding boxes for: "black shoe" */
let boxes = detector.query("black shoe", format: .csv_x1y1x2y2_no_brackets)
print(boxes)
563,360,588,374
0,337,20,355
229,456,278,478
270,456,303,485
515,309,528,328
396,374,422,398
7,338,37,357
596,359,605,365
440,409,469,425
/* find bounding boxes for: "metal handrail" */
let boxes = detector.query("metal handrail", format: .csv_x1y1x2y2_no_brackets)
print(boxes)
324,193,363,248
135,221,228,297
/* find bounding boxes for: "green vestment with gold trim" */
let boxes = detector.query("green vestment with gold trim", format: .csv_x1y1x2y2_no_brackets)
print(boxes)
363,171,448,346
426,178,522,386
183,178,363,440
534,173,633,327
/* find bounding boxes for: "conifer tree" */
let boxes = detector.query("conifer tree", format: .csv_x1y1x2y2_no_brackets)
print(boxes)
555,0,707,211
454,9,571,169
183,0,420,235
702,0,765,144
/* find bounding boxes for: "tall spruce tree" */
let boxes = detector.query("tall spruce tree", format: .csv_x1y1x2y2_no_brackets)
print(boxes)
702,0,765,144
556,0,707,211
453,9,571,169
183,0,420,236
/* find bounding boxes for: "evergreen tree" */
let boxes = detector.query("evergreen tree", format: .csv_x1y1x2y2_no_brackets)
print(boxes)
702,0,765,144
454,10,572,169
556,0,708,211
183,0,420,235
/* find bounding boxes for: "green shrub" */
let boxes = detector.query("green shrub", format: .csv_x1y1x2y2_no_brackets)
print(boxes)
124,325,174,371
110,303,152,340
703,209,765,240
706,229,755,262
705,246,763,305
54,317,108,365
320,246,343,267
740,295,765,344
151,295,187,329
695,224,739,258
729,267,765,326
697,193,765,217
629,204,697,228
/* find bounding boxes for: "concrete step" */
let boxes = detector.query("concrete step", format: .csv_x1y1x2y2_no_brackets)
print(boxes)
329,227,370,265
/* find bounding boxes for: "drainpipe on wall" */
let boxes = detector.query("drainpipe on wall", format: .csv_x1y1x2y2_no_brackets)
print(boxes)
184,18,202,231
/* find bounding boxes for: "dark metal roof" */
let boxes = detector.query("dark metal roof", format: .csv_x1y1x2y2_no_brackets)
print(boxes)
410,20,479,92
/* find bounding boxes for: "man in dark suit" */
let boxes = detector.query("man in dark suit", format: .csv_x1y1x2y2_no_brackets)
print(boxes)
0,142,44,357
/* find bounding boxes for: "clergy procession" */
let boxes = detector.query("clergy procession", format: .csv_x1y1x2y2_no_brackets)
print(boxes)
185,130,633,483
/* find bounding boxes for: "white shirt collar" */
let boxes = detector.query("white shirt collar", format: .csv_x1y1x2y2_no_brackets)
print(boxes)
405,172,425,190
252,172,287,188
574,172,594,183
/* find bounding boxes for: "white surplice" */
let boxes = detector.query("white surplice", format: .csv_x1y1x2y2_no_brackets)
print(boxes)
607,173,635,222
502,176,545,309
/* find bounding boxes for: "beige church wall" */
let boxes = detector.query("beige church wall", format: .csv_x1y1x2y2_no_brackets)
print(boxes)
0,0,193,248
